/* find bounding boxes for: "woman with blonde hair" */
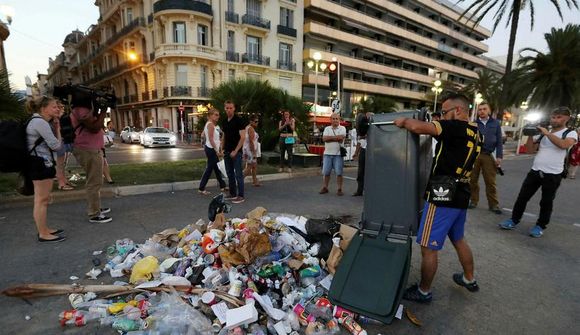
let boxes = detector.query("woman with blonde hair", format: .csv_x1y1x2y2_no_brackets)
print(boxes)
26,96,66,242
198,108,227,195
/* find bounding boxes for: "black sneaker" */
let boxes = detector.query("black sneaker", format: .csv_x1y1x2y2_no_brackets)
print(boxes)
89,214,112,223
452,273,479,292
489,207,503,215
38,235,66,243
100,208,111,214
403,284,432,303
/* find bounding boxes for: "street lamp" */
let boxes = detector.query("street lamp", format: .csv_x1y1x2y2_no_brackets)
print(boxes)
431,80,442,113
515,101,529,156
307,51,327,129
472,92,483,121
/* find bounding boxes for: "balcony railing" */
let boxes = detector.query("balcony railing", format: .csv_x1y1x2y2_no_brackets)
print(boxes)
277,25,297,38
129,94,138,103
149,52,155,62
226,51,239,62
163,86,192,97
154,0,213,16
277,60,296,71
155,44,218,59
197,87,212,97
152,89,158,99
147,14,153,24
225,11,239,24
242,14,270,30
142,91,150,101
242,53,270,66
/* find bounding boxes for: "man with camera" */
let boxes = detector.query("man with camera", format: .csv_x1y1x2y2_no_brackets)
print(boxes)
69,90,112,224
395,94,482,303
468,102,503,214
499,107,577,237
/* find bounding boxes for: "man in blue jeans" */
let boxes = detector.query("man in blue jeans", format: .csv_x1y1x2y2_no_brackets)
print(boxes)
319,113,346,196
221,101,246,204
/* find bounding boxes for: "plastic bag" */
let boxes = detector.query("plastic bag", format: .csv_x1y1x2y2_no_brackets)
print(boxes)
147,290,212,335
129,256,159,284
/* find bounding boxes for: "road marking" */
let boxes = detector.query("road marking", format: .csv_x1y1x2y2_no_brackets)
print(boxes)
573,223,580,228
502,208,537,218
342,176,356,181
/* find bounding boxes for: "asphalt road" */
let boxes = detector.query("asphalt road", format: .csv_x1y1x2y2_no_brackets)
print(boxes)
67,142,205,166
0,157,579,334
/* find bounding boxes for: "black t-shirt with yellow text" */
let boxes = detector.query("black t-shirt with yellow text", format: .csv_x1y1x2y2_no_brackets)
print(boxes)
428,120,482,208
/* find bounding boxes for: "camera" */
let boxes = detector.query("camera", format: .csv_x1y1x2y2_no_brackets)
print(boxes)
522,120,550,137
53,84,117,115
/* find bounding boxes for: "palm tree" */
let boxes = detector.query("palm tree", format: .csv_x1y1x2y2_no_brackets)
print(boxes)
458,0,579,74
461,69,503,115
0,69,25,121
505,24,580,110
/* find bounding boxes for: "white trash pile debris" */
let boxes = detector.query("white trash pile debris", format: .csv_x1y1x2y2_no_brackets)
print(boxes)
58,205,377,334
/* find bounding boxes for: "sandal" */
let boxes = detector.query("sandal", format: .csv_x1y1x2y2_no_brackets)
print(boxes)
198,190,211,195
58,184,75,191
253,183,262,187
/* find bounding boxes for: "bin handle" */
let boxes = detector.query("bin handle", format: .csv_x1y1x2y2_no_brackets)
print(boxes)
371,121,395,126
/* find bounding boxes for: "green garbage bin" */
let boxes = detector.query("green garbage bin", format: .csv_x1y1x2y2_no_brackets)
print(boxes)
328,111,430,324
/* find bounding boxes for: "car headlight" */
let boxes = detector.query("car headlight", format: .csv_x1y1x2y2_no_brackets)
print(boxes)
144,135,152,142
169,135,176,141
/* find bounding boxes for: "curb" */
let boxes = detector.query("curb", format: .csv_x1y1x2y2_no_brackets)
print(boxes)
0,167,343,207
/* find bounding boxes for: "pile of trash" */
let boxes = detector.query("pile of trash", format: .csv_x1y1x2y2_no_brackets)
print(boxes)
56,196,377,334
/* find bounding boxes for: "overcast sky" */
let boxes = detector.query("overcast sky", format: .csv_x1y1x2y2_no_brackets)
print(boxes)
2,1,579,90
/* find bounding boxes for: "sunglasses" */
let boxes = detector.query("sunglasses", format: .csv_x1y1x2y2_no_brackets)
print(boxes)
440,106,458,115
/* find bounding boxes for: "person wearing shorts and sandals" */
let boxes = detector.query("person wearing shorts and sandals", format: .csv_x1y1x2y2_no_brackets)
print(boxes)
198,108,227,195
26,96,66,243
320,113,346,196
394,93,482,303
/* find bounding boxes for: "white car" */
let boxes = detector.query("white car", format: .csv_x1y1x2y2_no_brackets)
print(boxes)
120,126,142,143
140,127,177,148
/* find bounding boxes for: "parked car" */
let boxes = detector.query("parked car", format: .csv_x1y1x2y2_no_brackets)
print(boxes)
140,127,177,148
120,126,142,143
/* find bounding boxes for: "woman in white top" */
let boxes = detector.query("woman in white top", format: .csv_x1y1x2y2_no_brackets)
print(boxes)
243,115,261,186
25,96,65,243
198,109,227,195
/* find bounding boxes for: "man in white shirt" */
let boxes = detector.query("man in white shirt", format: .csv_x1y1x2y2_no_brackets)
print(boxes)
499,107,578,237
320,113,347,196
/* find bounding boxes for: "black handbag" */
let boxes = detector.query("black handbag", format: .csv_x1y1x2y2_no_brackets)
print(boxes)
340,146,347,157
17,172,34,196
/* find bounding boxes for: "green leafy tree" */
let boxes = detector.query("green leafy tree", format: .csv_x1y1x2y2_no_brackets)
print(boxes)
0,69,25,121
505,24,580,110
354,95,398,114
209,79,311,150
458,0,579,75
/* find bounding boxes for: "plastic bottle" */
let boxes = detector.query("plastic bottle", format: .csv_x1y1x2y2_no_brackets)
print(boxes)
254,251,282,267
112,318,146,332
62,312,101,327
299,265,321,278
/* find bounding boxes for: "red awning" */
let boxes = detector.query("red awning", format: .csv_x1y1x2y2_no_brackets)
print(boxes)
313,116,350,126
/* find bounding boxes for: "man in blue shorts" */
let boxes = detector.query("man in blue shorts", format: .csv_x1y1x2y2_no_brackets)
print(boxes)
394,93,482,303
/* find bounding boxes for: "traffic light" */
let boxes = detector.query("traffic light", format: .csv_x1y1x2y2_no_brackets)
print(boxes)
328,61,339,91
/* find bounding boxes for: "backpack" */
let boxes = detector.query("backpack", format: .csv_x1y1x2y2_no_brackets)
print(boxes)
60,113,75,144
0,116,43,173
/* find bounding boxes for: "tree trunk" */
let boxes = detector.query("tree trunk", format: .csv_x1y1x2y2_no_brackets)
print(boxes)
499,0,522,121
